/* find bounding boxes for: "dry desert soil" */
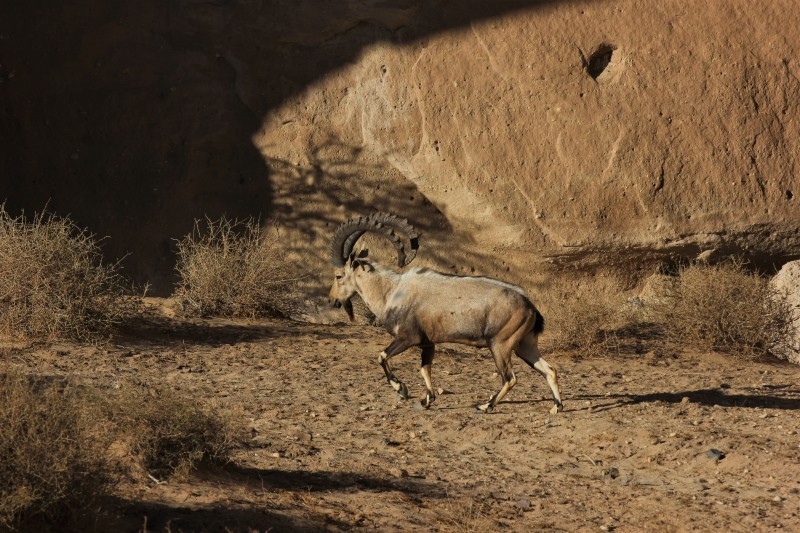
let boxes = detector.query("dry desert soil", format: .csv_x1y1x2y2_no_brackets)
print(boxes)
4,303,800,532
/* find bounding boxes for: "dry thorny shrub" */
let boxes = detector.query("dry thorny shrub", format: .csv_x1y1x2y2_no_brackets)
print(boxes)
0,374,113,530
647,260,793,360
0,375,247,529
108,386,247,479
441,496,496,533
0,206,134,341
174,216,303,318
541,276,633,357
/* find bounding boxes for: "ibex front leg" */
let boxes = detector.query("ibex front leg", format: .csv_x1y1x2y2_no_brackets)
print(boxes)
378,335,416,401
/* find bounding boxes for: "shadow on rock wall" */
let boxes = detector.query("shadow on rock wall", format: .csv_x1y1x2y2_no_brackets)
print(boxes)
0,0,569,293
263,136,508,316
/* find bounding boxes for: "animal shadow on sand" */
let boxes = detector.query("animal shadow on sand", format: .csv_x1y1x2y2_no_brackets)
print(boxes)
572,386,800,413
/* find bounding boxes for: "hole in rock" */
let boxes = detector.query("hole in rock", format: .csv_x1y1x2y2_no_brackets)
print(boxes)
787,190,794,200
587,44,616,79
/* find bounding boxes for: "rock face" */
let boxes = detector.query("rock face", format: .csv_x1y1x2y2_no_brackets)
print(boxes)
771,261,800,364
2,1,800,294
261,0,800,281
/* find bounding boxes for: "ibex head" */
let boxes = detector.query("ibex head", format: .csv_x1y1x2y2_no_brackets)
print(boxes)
328,212,419,321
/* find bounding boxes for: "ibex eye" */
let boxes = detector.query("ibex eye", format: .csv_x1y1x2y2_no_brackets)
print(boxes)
335,275,343,280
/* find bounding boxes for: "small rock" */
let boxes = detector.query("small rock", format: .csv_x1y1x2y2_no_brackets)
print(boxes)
389,467,409,478
514,498,532,510
680,396,690,404
602,467,620,479
706,449,726,461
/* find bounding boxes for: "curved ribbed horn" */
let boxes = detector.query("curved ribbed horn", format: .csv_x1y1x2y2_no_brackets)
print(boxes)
330,212,420,268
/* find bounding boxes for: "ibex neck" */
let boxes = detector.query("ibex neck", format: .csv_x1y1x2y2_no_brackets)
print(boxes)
355,264,401,320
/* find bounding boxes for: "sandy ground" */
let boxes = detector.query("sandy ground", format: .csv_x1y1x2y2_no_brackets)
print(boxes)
3,305,800,532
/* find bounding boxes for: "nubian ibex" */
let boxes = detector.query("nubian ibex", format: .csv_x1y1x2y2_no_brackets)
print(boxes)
328,212,563,414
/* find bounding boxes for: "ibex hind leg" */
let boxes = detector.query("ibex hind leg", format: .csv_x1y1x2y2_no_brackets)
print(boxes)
477,344,517,413
417,344,436,409
476,314,535,413
515,332,563,414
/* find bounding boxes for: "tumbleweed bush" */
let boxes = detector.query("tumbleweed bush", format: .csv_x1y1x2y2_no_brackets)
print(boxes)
109,386,247,479
0,206,129,341
0,374,113,529
174,216,301,317
648,260,792,360
542,276,632,357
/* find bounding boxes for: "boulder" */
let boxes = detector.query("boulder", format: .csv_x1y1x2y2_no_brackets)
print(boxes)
770,260,800,364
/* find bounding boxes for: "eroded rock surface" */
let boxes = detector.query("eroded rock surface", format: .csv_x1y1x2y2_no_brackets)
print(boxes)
261,1,800,285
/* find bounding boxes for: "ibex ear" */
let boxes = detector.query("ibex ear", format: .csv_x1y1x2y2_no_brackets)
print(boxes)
357,249,369,259
347,251,357,265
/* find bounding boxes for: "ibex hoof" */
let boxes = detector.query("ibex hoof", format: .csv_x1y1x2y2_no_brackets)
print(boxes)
550,403,563,415
476,403,494,414
396,383,409,401
419,393,434,409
